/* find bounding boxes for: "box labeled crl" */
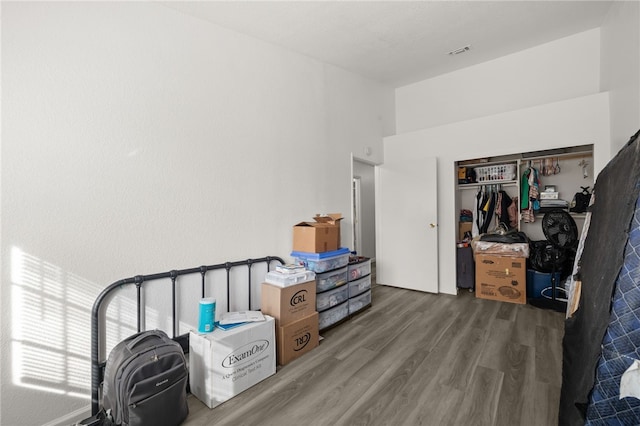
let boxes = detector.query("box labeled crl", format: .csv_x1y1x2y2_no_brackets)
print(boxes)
277,312,319,365
261,280,316,326
189,317,276,409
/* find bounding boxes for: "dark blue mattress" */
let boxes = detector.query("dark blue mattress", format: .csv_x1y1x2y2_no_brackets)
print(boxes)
586,193,640,424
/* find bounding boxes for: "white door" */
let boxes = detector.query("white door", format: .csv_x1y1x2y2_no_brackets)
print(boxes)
375,156,438,293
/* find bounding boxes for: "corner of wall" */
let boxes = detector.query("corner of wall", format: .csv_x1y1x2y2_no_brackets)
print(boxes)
599,0,640,155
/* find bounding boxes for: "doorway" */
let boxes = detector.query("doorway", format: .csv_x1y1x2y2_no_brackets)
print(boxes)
352,177,363,255
352,159,376,260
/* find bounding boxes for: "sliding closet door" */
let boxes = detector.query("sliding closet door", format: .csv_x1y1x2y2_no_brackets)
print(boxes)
375,156,438,293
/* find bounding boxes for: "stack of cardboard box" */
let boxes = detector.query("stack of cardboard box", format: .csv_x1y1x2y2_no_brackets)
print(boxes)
260,213,348,365
290,213,354,332
261,279,318,365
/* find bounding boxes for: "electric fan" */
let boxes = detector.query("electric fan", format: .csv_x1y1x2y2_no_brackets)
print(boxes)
543,210,579,249
530,209,578,312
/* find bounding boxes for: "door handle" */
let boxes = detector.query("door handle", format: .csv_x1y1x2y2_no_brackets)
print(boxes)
430,223,437,228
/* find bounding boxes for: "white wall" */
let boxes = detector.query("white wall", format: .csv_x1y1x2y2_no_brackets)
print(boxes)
396,29,601,133
385,93,610,296
600,0,640,153
1,2,394,425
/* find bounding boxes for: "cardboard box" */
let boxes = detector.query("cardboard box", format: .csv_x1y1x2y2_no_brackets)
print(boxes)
313,213,343,246
276,312,319,365
261,280,316,326
475,254,526,304
459,222,473,241
293,222,338,253
189,316,276,409
292,213,343,253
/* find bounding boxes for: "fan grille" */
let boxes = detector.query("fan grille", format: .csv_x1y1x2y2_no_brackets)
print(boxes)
542,210,578,249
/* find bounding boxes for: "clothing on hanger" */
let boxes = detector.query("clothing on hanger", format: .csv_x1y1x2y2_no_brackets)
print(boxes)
521,165,540,223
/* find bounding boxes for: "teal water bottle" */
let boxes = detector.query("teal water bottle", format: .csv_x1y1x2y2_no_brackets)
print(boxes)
198,298,216,333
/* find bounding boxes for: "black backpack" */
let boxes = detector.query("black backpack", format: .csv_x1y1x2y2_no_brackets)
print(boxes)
570,186,592,213
101,330,188,426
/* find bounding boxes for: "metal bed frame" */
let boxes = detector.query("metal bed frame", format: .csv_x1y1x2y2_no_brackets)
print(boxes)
89,256,284,415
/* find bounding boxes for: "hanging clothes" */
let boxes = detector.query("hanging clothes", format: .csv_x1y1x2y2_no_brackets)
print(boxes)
496,190,513,229
521,165,540,223
472,189,481,237
480,189,497,234
521,169,531,210
508,196,519,228
478,188,489,233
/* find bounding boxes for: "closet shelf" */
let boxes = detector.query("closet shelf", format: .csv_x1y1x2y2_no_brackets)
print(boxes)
534,211,587,219
458,180,518,188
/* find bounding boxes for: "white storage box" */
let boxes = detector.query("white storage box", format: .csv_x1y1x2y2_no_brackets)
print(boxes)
264,270,316,287
316,267,348,292
316,284,349,312
348,275,371,298
318,301,349,330
347,257,371,281
349,290,371,315
189,317,276,409
540,191,560,200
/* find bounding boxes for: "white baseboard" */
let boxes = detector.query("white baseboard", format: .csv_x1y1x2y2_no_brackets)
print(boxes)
42,405,91,426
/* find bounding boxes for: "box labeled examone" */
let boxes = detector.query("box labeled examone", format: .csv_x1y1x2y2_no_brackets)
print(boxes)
189,317,276,409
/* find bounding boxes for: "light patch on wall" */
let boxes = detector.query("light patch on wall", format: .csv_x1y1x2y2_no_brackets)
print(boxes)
127,148,141,157
9,247,138,398
8,246,265,402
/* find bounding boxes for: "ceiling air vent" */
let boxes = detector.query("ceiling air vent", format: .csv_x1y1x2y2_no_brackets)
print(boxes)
448,45,471,55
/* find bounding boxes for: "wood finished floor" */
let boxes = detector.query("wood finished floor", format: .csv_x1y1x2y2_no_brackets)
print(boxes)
183,282,565,426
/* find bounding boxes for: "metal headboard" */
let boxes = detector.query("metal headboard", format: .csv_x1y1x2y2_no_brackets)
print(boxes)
90,256,284,415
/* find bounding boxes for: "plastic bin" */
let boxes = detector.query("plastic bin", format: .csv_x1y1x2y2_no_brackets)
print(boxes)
474,164,516,182
316,284,349,312
264,270,316,287
347,256,371,281
348,275,371,298
318,301,349,330
527,269,563,299
291,247,350,273
316,267,348,292
349,290,371,315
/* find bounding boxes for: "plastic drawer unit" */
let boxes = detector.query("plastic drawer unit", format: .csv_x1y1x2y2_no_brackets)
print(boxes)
291,247,350,273
347,256,371,281
349,289,371,315
316,267,348,292
348,275,371,298
318,301,349,330
316,284,349,312
264,270,316,287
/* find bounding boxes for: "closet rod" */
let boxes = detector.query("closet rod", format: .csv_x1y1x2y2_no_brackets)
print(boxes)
521,151,592,163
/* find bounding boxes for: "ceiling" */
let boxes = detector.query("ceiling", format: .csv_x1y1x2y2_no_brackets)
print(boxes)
159,1,613,87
